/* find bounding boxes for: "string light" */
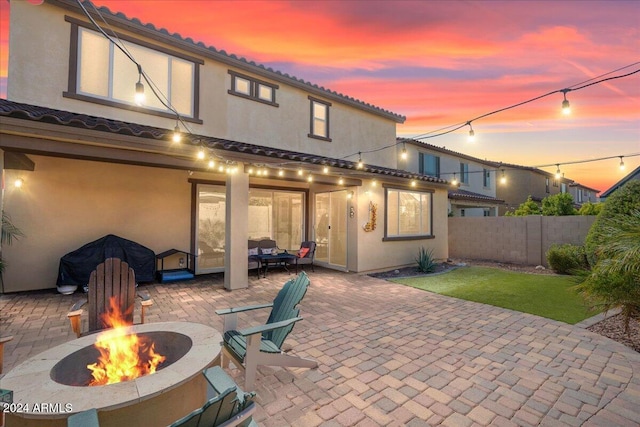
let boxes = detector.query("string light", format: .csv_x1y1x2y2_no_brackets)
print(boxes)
357,152,364,169
500,169,507,185
172,122,181,143
411,180,416,187
619,156,625,170
297,168,304,176
307,175,313,182
208,158,215,169
401,143,408,160
561,89,571,115
134,65,145,106
451,173,458,186
14,178,24,188
278,169,284,177
555,164,562,179
467,122,475,142
323,166,329,174
196,147,205,160
338,177,344,185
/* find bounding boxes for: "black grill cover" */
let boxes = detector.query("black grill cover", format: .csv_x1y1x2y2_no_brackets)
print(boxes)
56,234,156,288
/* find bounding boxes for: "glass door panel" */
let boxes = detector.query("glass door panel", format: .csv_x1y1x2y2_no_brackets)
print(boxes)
314,190,347,268
196,184,226,273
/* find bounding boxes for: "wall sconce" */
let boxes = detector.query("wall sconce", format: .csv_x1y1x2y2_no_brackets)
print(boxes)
14,178,24,188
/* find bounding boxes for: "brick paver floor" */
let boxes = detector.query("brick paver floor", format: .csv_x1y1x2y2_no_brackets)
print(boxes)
1,267,639,426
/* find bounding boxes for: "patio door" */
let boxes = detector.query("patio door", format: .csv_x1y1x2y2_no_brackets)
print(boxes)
314,190,348,269
196,184,226,274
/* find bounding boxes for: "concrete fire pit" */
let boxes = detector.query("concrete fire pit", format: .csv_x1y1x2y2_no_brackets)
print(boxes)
1,322,221,427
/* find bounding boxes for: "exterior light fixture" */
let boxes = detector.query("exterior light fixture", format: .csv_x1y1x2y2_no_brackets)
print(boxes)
561,89,571,115
218,165,225,173
619,156,625,170
196,148,205,160
172,123,181,143
307,175,313,183
263,168,269,177
208,159,215,169
371,179,377,187
346,191,353,199
14,178,24,188
467,122,475,142
248,167,254,175
134,65,145,106
297,168,304,176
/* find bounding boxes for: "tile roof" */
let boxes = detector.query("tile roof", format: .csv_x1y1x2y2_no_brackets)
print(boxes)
50,0,405,123
0,98,445,185
398,137,498,167
569,182,601,193
448,189,505,204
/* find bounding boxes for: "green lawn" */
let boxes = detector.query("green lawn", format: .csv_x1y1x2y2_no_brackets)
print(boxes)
392,266,598,324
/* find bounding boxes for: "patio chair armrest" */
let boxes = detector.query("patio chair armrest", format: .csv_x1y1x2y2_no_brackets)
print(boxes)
215,303,273,316
238,317,303,337
137,291,153,324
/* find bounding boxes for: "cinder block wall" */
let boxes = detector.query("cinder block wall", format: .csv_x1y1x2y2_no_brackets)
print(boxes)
448,216,596,266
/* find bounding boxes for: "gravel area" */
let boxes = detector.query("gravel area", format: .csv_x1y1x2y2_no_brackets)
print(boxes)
369,258,639,354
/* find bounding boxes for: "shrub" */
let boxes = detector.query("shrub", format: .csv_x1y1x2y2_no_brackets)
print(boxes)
578,201,603,216
585,180,640,267
416,247,437,273
576,209,640,332
546,244,588,274
509,196,541,216
541,193,577,216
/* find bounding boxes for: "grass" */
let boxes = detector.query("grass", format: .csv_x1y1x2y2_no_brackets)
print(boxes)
392,266,599,324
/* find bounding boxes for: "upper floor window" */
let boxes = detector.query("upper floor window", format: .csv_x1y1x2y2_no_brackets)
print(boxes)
460,163,469,184
385,187,433,239
483,169,491,188
419,153,440,178
308,96,331,141
64,19,202,121
561,182,567,193
545,178,550,193
228,70,278,106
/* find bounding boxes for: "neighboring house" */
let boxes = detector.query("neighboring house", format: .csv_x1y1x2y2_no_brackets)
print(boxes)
1,0,450,292
599,165,640,202
492,163,573,215
568,183,600,206
397,138,504,217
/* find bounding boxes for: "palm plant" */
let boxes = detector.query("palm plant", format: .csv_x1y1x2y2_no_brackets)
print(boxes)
1,211,25,274
576,210,640,333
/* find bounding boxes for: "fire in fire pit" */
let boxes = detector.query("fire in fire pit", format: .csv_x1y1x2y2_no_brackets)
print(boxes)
87,298,165,385
50,298,191,387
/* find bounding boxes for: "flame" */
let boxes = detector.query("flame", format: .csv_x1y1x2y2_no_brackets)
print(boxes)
87,297,165,386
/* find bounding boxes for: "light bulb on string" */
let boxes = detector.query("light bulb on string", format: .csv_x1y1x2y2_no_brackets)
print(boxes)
619,156,625,170
467,122,475,142
278,169,284,177
196,147,205,160
555,164,561,179
307,175,313,183
323,166,329,174
561,90,571,115
500,169,507,185
411,180,416,187
357,152,364,169
338,177,344,185
400,143,408,160
172,121,181,143
134,65,145,106
451,173,458,186
208,158,215,169
297,168,304,176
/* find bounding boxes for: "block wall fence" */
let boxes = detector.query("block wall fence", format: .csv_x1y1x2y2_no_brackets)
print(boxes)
448,216,596,267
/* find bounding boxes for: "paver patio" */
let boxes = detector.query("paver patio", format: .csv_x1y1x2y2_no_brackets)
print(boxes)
1,267,639,426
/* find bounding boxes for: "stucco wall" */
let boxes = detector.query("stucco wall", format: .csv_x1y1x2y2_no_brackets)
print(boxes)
3,156,191,292
8,1,398,169
448,216,596,267
355,182,449,272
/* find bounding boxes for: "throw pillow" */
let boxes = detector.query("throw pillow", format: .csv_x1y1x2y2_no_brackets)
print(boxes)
261,247,276,255
248,247,258,256
297,247,310,258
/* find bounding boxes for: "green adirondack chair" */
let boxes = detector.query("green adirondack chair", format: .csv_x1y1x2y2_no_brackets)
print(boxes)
67,367,256,427
215,271,317,390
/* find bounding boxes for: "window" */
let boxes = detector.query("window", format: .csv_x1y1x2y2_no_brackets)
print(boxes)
561,182,567,193
308,96,331,141
228,71,278,106
460,209,466,217
483,169,491,188
577,189,584,203
419,153,440,178
483,209,491,217
65,20,201,120
553,179,559,187
385,187,433,239
248,189,304,250
545,178,550,193
460,163,469,184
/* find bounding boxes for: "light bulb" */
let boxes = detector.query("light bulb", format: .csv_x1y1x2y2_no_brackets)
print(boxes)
619,157,625,170
561,91,571,115
451,173,458,186
500,176,507,185
307,175,313,182
411,180,416,187
371,180,377,187
218,165,225,172
248,167,254,175
134,81,145,106
357,159,364,169
298,169,303,176
323,166,329,174
208,159,215,168
14,178,23,188
278,169,284,177
468,129,475,142
338,177,344,185
401,148,408,160
172,125,181,143
555,165,561,179
197,148,205,160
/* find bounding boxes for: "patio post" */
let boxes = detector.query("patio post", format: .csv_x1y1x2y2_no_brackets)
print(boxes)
224,165,249,290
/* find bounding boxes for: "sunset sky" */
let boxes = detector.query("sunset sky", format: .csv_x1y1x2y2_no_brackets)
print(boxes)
1,0,638,192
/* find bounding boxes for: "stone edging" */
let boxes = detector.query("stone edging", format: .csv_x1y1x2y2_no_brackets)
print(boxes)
574,307,622,328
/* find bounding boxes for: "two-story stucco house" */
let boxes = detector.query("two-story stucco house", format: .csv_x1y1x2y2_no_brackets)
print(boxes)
397,138,504,217
568,183,600,206
0,0,451,293
493,163,573,215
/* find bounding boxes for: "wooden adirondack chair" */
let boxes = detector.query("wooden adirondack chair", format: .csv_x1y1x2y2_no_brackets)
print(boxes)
216,271,317,390
67,367,257,427
67,258,153,338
